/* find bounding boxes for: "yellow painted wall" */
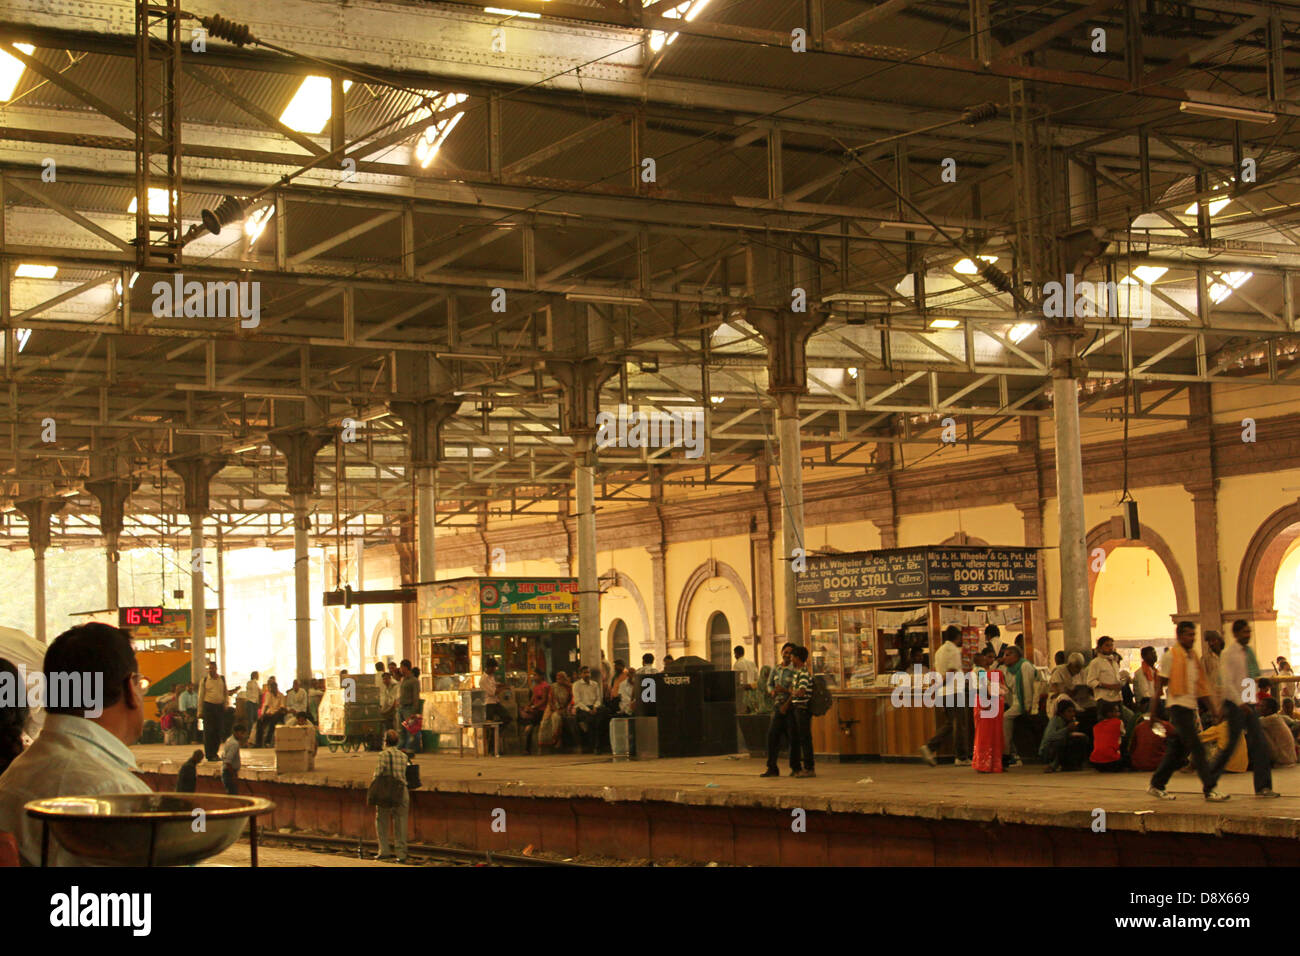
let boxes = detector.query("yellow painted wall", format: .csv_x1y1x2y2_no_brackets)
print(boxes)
664,533,753,656
1092,545,1178,643
898,503,1024,548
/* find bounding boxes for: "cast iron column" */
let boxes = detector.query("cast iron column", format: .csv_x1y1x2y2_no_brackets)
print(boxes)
86,477,138,611
168,455,226,680
16,498,66,643
269,428,335,686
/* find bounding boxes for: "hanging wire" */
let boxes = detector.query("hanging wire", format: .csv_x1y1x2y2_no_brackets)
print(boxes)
334,436,344,589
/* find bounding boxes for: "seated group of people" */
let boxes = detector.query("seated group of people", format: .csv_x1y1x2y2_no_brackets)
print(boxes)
483,655,642,754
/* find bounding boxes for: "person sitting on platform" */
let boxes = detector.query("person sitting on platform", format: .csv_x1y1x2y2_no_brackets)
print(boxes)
0,623,153,866
640,653,659,676
538,671,572,752
1089,700,1126,772
572,665,603,753
520,668,550,754
285,678,308,715
1281,699,1300,739
479,659,512,753
176,748,204,793
1258,698,1297,767
1128,714,1173,772
1039,699,1089,772
1048,652,1087,702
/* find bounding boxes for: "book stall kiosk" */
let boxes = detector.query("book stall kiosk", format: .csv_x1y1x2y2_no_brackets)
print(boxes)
800,546,1040,759
415,576,580,752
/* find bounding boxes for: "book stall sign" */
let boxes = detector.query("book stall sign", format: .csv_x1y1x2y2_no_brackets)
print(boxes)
479,579,578,614
796,549,929,608
926,548,1039,600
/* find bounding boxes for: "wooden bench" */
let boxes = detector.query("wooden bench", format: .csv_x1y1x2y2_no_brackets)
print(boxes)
455,721,502,757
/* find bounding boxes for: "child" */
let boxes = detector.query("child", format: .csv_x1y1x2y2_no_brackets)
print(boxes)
176,749,204,792
1089,700,1125,772
221,723,250,795
401,710,423,755
1039,700,1089,772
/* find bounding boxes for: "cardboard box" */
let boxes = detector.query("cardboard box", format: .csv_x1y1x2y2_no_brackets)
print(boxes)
274,724,315,751
276,750,313,774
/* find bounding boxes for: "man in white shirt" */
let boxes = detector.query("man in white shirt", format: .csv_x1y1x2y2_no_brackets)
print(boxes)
1210,620,1280,797
244,672,261,730
380,670,401,730
197,661,234,762
0,623,153,866
572,665,603,753
640,652,660,676
732,645,758,706
1085,636,1129,710
479,659,512,753
920,626,972,766
285,678,308,714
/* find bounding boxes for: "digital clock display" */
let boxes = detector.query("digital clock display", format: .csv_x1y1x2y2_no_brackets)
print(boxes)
119,606,165,627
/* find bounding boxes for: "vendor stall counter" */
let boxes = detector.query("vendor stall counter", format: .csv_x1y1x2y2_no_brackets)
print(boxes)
798,546,1040,759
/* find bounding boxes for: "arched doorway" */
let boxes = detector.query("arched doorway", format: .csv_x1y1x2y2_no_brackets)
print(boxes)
1086,518,1190,669
609,619,630,670
1272,538,1300,665
1237,504,1300,665
708,612,731,668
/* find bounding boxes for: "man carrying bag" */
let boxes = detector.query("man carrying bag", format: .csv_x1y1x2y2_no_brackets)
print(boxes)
367,729,410,862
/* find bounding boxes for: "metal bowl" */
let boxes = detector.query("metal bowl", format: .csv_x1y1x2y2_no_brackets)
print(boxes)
24,792,274,867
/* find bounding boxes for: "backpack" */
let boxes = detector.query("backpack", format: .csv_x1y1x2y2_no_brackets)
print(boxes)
810,676,833,717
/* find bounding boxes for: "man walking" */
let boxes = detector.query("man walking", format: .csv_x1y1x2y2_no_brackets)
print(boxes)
1212,619,1281,798
759,642,795,777
1148,621,1230,802
197,661,232,762
920,625,972,766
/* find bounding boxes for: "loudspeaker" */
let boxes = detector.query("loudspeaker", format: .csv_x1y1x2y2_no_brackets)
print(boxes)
1122,499,1140,539
657,704,702,757
700,701,737,754
702,670,738,702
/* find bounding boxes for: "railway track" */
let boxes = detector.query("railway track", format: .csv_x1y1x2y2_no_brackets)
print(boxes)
247,829,591,867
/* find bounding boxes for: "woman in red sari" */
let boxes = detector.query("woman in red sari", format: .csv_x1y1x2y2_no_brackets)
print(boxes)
972,651,1005,773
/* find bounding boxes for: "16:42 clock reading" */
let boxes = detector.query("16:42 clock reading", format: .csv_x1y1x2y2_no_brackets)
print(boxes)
119,606,165,627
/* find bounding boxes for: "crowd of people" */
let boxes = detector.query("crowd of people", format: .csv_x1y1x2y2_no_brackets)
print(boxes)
156,668,325,755
917,620,1296,800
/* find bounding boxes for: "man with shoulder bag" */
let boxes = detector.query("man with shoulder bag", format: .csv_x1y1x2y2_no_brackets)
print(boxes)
367,729,410,862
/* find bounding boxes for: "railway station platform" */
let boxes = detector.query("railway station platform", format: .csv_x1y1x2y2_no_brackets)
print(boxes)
131,746,1300,866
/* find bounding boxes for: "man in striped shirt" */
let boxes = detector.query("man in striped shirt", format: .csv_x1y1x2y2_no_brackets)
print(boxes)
372,729,410,862
788,645,816,778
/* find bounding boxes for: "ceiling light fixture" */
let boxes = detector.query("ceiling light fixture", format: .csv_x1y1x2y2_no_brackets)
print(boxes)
953,255,998,275
1179,101,1276,124
928,318,960,329
1009,321,1037,344
0,44,35,101
15,264,57,278
280,76,354,134
127,188,177,216
566,293,647,305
